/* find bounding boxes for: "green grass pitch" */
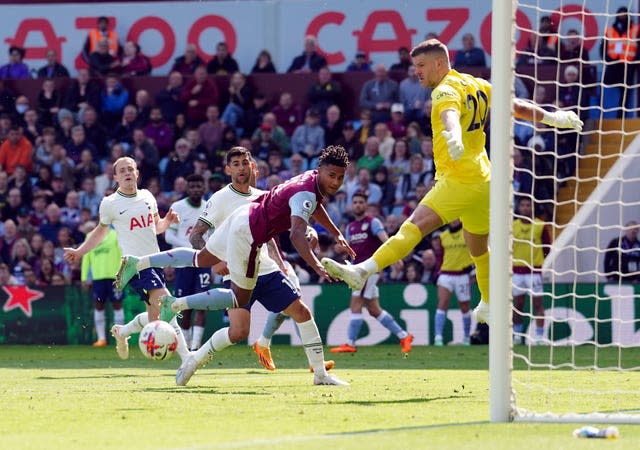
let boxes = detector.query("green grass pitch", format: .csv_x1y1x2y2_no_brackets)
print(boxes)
1,345,639,449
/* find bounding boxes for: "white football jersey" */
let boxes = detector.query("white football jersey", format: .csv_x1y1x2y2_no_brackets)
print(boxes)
166,198,206,248
199,184,279,277
99,189,161,256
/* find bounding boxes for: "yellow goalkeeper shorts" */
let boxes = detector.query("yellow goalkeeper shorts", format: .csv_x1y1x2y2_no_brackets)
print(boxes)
420,178,490,235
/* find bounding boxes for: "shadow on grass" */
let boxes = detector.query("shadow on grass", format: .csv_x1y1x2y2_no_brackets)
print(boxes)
327,420,491,437
141,386,270,396
36,374,142,380
324,395,465,406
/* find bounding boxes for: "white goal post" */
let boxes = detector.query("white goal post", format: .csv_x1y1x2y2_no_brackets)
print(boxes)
490,0,640,423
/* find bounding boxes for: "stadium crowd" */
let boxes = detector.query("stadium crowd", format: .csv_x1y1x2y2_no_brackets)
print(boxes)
0,15,600,288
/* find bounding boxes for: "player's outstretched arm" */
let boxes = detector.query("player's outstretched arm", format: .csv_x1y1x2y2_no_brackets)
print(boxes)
154,208,180,234
312,205,356,259
189,219,210,250
290,216,334,282
266,238,288,275
63,224,109,264
513,98,583,131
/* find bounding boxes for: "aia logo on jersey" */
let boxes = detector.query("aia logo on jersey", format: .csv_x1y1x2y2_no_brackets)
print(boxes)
130,213,154,230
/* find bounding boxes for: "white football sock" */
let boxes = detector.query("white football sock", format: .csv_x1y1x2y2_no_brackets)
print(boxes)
361,258,379,274
120,312,148,336
297,319,327,377
182,327,193,346
94,309,106,341
113,308,124,325
169,316,190,361
191,325,205,350
195,328,233,366
257,335,271,348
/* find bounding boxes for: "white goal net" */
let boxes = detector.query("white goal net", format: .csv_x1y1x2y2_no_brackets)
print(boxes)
490,0,640,423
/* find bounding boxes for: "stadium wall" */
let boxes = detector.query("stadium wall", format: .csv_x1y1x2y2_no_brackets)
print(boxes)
2,283,639,346
0,0,633,75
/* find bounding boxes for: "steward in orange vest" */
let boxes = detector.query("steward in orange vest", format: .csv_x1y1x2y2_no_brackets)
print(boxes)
82,16,121,64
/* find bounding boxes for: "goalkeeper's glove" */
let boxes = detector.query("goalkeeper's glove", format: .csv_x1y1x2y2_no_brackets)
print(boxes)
441,128,464,161
541,110,583,132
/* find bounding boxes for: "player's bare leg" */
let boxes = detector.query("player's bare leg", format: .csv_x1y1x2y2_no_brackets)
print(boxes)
464,230,490,324
322,204,443,290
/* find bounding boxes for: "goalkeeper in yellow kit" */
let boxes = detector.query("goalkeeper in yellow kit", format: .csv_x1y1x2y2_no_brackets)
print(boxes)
322,39,583,324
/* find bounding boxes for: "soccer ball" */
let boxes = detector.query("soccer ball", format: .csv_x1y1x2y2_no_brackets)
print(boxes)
138,320,178,361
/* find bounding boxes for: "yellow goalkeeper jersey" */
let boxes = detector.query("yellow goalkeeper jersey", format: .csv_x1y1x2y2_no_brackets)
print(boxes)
512,218,546,269
431,69,492,184
439,227,473,273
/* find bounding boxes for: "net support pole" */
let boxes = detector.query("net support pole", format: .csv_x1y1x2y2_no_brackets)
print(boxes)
489,0,515,423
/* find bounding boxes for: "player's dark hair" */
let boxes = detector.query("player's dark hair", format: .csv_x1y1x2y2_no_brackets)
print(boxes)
410,39,449,59
186,174,204,184
352,191,368,202
318,145,349,168
225,146,251,165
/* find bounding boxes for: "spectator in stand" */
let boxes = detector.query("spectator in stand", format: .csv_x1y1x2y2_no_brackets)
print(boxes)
359,64,399,124
82,16,121,65
163,138,195,191
243,92,270,138
286,152,305,179
16,209,36,242
61,68,101,122
94,160,116,197
287,35,327,73
394,153,428,215
207,41,239,76
271,92,303,137
9,165,32,205
180,65,218,126
50,148,75,193
120,41,152,76
80,106,108,160
184,128,209,161
335,120,364,162
519,15,558,65
143,107,173,158
13,96,30,127
0,46,29,80
79,176,101,217
197,105,224,159
73,149,100,187
220,71,252,131
390,47,412,72
36,79,61,127
291,108,325,168
387,103,407,139
171,44,204,76
420,136,435,176
110,104,139,146
357,136,384,173
65,125,97,165
399,65,430,124
37,49,70,79
323,105,343,146
0,125,33,175
0,82,14,120
251,50,277,74
60,191,81,230
419,248,439,284
34,127,55,170
39,203,64,245
386,138,411,185
33,166,52,196
346,51,372,72
56,110,74,144
100,74,129,129
372,166,395,214
454,33,487,67
253,124,280,161
601,7,637,118
355,109,372,145
406,121,425,154
373,121,395,160
88,38,121,77
133,89,152,125
22,109,42,145
251,112,290,155
307,66,342,121
130,128,159,185
153,73,183,127
561,29,596,88
2,188,23,222
266,150,289,178
0,220,19,264
604,220,640,283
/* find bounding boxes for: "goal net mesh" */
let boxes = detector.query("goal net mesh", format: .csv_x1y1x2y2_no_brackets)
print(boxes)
507,0,640,422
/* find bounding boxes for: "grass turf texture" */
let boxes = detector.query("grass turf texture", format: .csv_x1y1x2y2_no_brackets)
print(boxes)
1,345,639,449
